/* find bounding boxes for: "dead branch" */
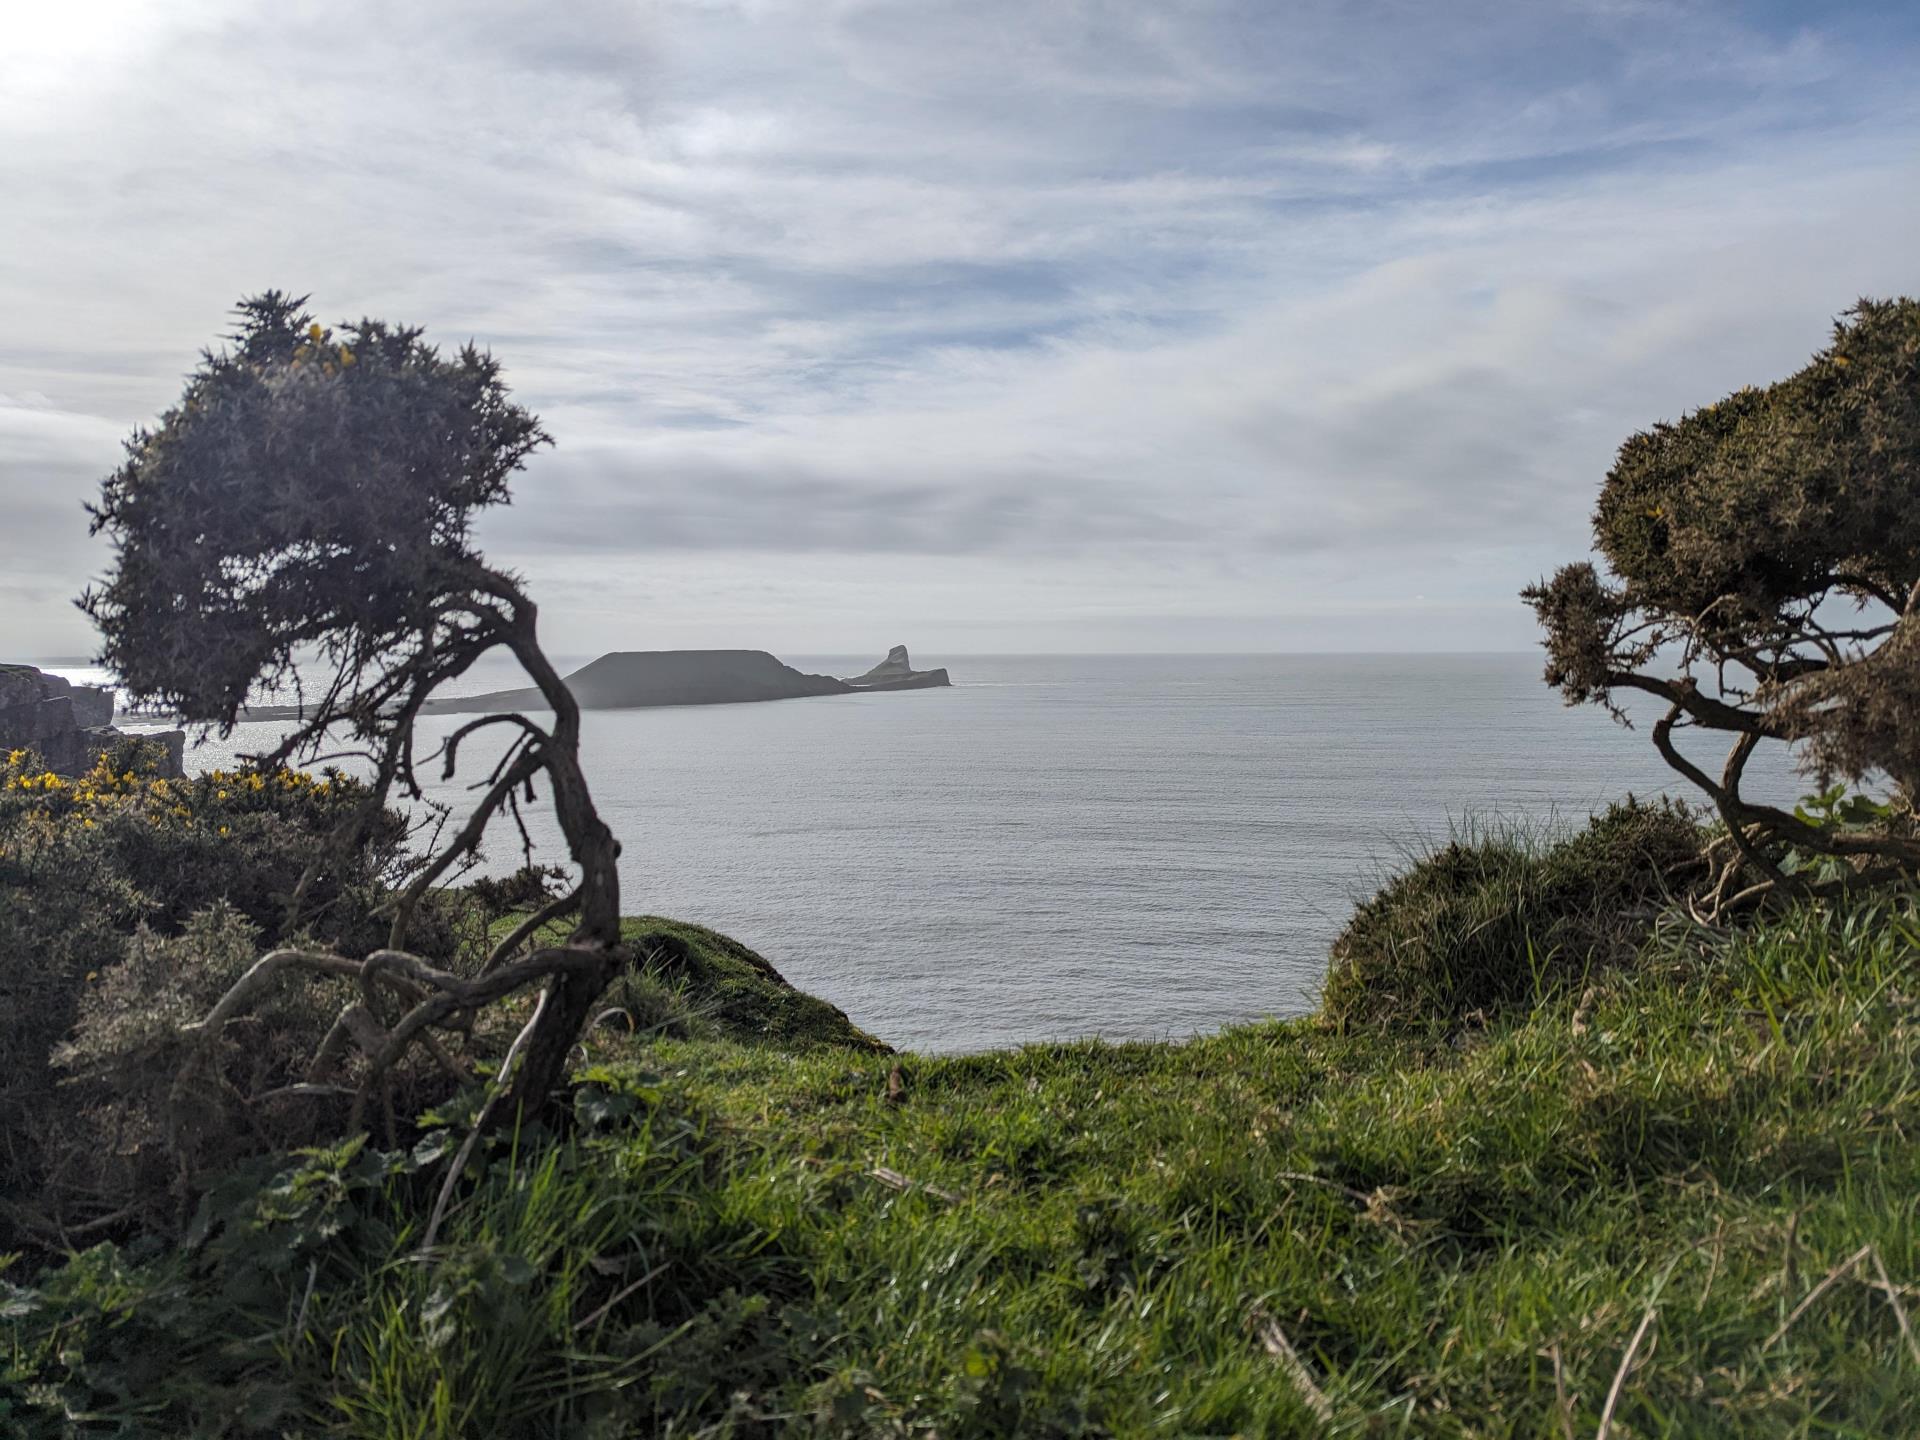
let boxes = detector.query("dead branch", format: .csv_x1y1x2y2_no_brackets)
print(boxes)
1249,1306,1334,1427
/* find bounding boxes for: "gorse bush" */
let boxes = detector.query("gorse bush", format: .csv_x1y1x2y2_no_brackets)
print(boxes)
0,745,432,1245
78,293,628,1133
1,744,406,941
1322,798,1705,1029
44,904,344,1233
1526,298,1920,913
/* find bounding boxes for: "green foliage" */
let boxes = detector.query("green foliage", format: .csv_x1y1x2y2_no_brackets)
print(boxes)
607,917,890,1053
80,292,550,729
1784,783,1902,884
9,893,1920,1435
3,1077,823,1438
1321,798,1704,1029
0,748,425,1244
1526,298,1920,891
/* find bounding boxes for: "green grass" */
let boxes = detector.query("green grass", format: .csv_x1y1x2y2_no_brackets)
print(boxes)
643,894,1920,1436
612,916,890,1054
9,891,1919,1436
1322,798,1704,1030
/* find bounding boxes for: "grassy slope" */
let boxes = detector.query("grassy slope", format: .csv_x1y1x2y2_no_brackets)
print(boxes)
645,897,1920,1435
8,898,1919,1436
613,916,890,1054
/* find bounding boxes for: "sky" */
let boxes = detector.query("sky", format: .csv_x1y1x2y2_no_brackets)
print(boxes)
2,1,1917,660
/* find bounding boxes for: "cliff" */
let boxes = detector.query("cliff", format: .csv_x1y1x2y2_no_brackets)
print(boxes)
0,663,184,777
841,644,950,692
424,646,948,716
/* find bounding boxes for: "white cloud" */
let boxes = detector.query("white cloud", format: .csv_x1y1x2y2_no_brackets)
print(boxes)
1,0,1916,656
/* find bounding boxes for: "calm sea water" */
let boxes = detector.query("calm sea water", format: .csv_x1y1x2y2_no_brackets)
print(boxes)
47,653,1800,1053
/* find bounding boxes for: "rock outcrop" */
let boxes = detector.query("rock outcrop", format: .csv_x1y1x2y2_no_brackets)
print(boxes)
0,664,184,777
424,646,950,716
842,644,950,692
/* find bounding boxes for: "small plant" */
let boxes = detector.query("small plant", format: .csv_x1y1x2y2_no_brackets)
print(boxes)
1780,783,1899,886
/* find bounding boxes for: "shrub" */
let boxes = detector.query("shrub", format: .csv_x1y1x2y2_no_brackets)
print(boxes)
42,905,349,1233
1321,799,1704,1029
1524,298,1920,914
0,748,428,1244
77,291,626,1135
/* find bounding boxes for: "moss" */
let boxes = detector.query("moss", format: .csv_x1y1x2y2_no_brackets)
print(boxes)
612,915,891,1053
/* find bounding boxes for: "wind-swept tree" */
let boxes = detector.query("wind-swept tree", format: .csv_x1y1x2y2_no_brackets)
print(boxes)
82,292,624,1131
1525,297,1920,916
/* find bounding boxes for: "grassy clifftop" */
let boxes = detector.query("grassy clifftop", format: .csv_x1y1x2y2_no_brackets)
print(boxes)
610,915,890,1054
639,893,1920,1435
6,812,1919,1436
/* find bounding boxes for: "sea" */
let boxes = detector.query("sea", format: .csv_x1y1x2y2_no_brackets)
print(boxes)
37,652,1804,1053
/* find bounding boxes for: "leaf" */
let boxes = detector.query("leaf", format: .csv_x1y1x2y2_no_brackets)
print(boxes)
0,1282,40,1320
411,1129,454,1168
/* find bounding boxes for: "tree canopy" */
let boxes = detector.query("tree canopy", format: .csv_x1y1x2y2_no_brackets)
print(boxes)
79,293,624,1134
1526,297,1920,912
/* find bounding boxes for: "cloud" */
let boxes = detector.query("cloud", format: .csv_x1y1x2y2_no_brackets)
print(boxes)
2,0,1918,655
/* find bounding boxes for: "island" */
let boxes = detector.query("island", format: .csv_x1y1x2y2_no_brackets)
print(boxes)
419,645,950,717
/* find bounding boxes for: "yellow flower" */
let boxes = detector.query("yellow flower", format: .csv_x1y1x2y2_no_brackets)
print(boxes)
218,824,230,836
308,323,325,342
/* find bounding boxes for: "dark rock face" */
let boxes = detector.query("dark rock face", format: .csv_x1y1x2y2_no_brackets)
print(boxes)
566,650,852,708
843,644,951,692
425,646,950,716
427,649,852,716
0,663,184,777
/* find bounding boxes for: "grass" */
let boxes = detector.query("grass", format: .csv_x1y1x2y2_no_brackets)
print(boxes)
611,916,890,1054
6,830,1920,1435
643,893,1920,1436
1322,797,1704,1030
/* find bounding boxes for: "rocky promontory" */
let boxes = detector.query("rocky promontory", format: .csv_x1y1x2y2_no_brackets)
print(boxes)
0,664,184,777
423,645,950,717
842,645,950,692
